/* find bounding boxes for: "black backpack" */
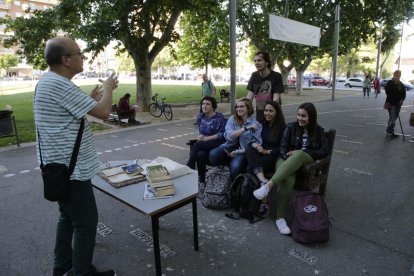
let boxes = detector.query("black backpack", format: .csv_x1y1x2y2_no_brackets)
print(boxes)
225,173,264,223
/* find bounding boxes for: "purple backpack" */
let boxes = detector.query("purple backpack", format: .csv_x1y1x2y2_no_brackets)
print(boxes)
291,191,330,243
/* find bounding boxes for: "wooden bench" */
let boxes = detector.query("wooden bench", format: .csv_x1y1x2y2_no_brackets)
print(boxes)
267,129,336,217
106,104,129,125
219,89,230,103
187,128,336,197
283,84,296,94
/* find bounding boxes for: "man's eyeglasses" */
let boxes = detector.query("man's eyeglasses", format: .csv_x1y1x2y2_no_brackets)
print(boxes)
64,51,87,60
236,105,246,108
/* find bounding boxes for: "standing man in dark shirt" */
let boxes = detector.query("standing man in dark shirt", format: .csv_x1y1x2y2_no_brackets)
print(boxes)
246,51,284,122
384,70,406,139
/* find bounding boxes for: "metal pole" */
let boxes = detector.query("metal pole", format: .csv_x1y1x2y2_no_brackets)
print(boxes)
375,26,382,78
284,0,289,17
331,4,340,101
230,0,237,114
398,115,405,142
398,23,404,70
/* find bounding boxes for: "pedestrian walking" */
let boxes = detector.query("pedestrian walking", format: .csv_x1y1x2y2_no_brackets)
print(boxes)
363,75,371,98
196,74,216,123
373,77,381,98
34,37,118,276
201,73,216,97
384,70,406,139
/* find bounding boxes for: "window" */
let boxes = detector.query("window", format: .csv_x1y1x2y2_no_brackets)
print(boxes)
15,12,22,17
14,0,21,5
28,3,36,10
0,11,7,18
21,3,28,10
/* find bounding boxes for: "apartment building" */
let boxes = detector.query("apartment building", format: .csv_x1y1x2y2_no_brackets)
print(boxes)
0,0,58,77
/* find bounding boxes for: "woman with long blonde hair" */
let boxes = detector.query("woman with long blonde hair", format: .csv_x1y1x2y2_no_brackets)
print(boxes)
209,98,262,181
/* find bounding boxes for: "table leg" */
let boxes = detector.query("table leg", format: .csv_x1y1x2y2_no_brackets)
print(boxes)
192,198,199,251
151,216,161,276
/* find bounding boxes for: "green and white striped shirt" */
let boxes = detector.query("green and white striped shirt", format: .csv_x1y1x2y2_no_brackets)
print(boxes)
34,71,99,181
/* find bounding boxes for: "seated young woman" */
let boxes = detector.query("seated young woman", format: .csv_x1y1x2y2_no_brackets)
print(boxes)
245,100,286,186
118,93,139,123
253,102,328,235
186,96,226,191
209,97,262,181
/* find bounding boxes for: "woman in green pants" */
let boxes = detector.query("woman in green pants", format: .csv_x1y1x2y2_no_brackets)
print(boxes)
253,102,328,234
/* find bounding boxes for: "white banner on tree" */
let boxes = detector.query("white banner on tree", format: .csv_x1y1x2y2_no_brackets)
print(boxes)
269,14,320,47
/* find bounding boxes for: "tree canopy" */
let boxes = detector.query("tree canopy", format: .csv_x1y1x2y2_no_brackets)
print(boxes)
176,0,230,75
0,0,195,110
238,0,414,91
0,54,19,74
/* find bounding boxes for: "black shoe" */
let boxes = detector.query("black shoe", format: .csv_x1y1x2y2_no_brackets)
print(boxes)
94,269,116,276
392,133,399,138
92,265,116,276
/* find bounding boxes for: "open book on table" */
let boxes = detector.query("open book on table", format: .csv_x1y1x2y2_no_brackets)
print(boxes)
141,157,193,179
99,162,145,188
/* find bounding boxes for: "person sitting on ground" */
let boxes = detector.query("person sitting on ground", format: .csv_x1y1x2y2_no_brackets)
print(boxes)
118,93,139,123
253,102,328,235
186,96,226,195
209,97,262,181
245,100,286,186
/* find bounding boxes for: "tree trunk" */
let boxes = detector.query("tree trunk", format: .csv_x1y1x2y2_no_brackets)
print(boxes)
132,52,152,112
295,70,304,94
293,56,313,95
276,60,293,85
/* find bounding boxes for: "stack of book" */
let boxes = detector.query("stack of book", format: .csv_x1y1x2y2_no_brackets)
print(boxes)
145,165,175,197
99,163,144,188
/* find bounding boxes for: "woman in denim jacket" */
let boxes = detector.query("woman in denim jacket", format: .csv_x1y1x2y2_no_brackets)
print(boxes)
253,102,328,235
209,98,262,181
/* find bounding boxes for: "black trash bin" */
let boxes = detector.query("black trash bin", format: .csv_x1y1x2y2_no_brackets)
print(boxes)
0,110,13,135
0,110,20,146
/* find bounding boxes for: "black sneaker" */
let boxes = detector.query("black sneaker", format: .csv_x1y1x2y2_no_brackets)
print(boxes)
94,269,116,276
392,133,399,138
92,265,117,276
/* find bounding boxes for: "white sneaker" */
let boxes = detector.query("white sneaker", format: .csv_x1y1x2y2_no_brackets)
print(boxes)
275,218,291,235
260,180,268,186
253,185,270,200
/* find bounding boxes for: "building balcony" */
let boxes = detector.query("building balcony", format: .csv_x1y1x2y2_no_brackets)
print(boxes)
0,4,10,10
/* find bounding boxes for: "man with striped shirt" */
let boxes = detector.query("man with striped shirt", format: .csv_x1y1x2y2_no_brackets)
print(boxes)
34,37,118,276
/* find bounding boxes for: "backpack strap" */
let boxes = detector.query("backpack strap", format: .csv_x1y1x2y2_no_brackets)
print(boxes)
225,212,240,220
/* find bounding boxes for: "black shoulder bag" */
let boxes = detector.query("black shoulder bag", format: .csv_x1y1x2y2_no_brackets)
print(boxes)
38,118,84,202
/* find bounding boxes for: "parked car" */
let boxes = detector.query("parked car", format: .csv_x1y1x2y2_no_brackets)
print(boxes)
288,78,296,84
74,73,87,79
344,77,364,88
311,76,329,86
380,78,413,91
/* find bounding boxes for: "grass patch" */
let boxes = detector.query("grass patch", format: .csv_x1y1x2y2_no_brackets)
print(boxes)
0,83,246,147
89,121,112,132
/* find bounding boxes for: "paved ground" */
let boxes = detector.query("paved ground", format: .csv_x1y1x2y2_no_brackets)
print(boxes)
0,88,413,276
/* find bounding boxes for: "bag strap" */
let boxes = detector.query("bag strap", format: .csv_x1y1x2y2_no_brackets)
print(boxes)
35,84,85,176
37,119,84,176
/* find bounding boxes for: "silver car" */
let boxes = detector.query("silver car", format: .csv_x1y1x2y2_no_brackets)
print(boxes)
344,77,365,88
